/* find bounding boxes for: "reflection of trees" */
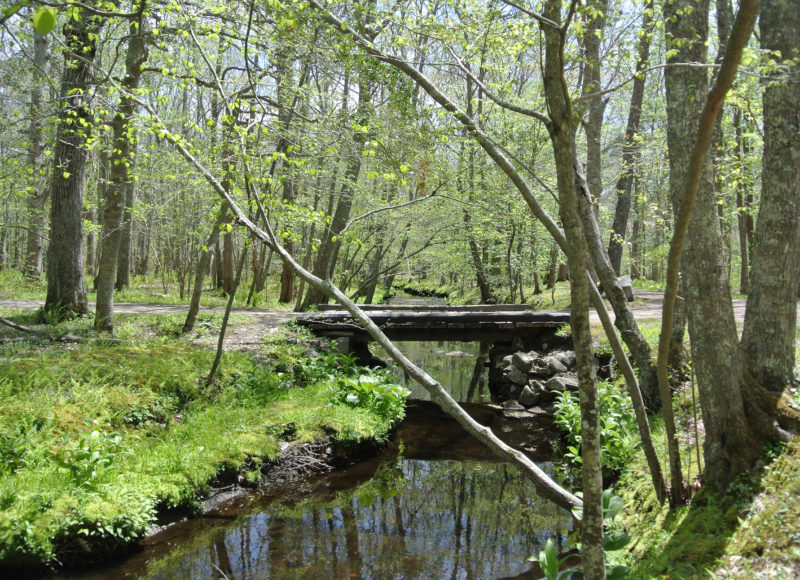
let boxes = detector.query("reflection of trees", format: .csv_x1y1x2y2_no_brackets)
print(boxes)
140,459,570,579
379,341,483,401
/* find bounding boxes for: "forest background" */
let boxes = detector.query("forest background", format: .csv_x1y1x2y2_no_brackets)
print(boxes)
1,0,799,577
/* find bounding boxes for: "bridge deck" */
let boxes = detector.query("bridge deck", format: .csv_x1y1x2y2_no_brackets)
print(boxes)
296,308,571,343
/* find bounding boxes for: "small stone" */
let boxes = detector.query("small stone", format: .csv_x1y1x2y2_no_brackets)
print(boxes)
512,351,535,372
556,350,577,370
502,400,526,411
546,375,579,392
497,354,514,369
506,365,529,385
547,357,568,374
519,385,540,408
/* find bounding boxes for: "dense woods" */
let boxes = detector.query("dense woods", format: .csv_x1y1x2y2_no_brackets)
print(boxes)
1,0,799,576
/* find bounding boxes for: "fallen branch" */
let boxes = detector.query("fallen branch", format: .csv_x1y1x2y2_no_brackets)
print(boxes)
0,317,124,344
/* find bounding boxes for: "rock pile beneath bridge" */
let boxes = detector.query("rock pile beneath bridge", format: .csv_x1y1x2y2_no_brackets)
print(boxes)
493,349,613,410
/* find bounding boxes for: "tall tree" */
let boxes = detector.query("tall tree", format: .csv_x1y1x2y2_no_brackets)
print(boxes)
660,0,764,495
23,30,50,279
607,0,654,275
44,10,103,319
740,0,800,393
95,3,148,332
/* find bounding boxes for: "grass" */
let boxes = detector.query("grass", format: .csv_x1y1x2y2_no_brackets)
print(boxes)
0,269,292,311
0,311,404,571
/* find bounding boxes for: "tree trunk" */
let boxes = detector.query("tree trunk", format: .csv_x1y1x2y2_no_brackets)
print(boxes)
608,1,653,275
44,12,103,320
301,72,371,310
542,1,605,575
183,204,229,334
95,9,147,332
116,176,136,290
576,169,660,409
580,0,609,209
733,107,751,294
740,0,800,393
662,0,763,493
24,30,49,279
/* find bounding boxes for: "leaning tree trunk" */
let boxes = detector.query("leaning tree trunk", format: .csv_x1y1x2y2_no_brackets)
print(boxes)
95,8,147,332
44,12,103,320
183,204,229,334
740,0,800,394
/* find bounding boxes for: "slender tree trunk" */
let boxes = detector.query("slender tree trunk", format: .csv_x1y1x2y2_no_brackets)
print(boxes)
608,1,653,275
95,8,147,332
580,0,608,207
24,30,50,279
116,176,136,290
183,204,229,334
44,12,103,320
576,169,660,409
733,107,751,294
207,243,248,386
543,1,604,575
301,73,371,309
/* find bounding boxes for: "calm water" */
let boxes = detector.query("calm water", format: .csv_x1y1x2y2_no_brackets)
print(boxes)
55,337,571,580
376,340,490,402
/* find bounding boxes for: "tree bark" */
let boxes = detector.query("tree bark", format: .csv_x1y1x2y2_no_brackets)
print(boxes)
115,175,136,290
24,30,49,279
608,1,653,275
183,204,229,334
661,0,762,494
301,71,371,309
733,107,751,295
95,7,147,332
542,1,604,575
740,0,800,393
44,12,103,320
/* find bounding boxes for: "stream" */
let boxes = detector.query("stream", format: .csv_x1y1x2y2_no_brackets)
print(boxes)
55,328,572,579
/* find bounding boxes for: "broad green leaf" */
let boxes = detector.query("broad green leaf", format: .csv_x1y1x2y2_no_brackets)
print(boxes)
32,6,58,35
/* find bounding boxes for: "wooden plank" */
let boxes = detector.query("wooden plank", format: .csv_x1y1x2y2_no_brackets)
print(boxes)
313,303,534,312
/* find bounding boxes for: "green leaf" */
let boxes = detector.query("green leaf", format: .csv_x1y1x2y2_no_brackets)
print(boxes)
32,6,58,35
604,530,631,551
607,564,630,579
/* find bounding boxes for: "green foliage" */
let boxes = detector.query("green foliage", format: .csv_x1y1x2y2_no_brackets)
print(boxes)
330,370,410,424
0,317,398,570
32,6,57,35
554,381,639,471
529,537,571,580
532,489,630,580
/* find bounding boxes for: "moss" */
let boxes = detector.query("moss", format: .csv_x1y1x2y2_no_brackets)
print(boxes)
615,411,800,578
0,313,402,572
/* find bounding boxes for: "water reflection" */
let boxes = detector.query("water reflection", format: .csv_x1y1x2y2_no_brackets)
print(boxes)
134,459,568,580
376,340,490,402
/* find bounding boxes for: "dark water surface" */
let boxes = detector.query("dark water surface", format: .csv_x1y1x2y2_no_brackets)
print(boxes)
55,335,571,580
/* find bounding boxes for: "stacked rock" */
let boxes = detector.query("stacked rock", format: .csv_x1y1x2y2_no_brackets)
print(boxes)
493,349,613,410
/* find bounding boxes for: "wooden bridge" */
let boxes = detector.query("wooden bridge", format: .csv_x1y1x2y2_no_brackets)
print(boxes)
296,305,571,364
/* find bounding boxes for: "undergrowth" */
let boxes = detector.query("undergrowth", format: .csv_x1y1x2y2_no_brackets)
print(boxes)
0,312,405,571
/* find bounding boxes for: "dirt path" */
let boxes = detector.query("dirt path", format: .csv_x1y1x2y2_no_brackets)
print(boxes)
0,299,298,352
2,292,796,349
